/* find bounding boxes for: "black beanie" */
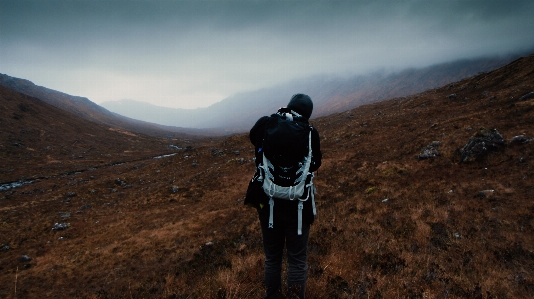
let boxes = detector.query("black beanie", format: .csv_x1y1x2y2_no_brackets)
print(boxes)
287,94,313,119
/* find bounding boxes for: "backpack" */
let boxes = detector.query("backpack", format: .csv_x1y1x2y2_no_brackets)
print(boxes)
259,111,316,235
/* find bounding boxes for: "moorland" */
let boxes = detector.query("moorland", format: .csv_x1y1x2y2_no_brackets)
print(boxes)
1,54,533,298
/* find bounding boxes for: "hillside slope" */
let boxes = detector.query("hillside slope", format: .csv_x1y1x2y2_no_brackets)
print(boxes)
0,85,184,182
0,74,222,138
0,54,533,298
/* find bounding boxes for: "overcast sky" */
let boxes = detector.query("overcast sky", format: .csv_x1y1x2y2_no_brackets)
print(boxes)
1,0,533,109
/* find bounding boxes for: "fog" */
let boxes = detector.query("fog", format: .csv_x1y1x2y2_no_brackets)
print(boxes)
1,0,533,109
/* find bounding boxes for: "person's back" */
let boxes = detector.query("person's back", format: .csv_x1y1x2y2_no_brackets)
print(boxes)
248,94,322,299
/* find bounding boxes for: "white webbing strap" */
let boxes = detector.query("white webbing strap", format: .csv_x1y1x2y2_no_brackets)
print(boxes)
297,201,303,235
311,184,317,216
267,180,275,198
289,185,296,200
268,197,274,229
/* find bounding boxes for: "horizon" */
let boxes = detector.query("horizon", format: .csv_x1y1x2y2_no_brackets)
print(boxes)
1,0,534,109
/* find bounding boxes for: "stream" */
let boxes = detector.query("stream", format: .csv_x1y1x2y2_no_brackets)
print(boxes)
0,151,180,192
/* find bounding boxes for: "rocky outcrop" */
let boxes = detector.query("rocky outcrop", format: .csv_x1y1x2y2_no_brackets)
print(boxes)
460,128,505,163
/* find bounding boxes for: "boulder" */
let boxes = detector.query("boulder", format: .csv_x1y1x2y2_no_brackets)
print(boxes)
52,222,71,231
475,189,495,198
418,141,441,160
19,255,32,262
65,191,77,198
510,135,529,145
460,128,505,163
170,186,180,193
518,91,534,101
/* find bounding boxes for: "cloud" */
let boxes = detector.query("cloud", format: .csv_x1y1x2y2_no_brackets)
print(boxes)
1,0,533,108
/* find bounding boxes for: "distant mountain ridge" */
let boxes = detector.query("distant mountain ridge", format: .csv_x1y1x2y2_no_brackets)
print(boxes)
1,53,526,136
101,54,522,131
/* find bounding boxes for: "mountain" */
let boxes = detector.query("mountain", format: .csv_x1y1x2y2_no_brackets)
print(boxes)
1,54,533,298
0,74,226,137
0,54,522,136
102,54,521,131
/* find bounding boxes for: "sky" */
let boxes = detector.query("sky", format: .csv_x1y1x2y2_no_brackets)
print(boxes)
1,0,533,109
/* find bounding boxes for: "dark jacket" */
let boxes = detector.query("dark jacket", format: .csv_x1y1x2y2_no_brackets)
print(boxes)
248,108,322,224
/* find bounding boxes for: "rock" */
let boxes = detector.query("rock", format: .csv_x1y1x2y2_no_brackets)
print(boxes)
59,212,71,218
418,141,441,160
115,178,126,186
170,186,180,193
210,148,224,156
510,135,529,144
475,189,495,198
19,255,32,262
52,222,70,231
460,128,505,163
448,94,457,100
0,244,10,252
65,191,77,198
518,91,534,101
80,203,92,210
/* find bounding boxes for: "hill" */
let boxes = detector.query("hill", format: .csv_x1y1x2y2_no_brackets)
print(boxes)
101,55,519,131
0,74,225,138
0,85,216,183
0,54,533,298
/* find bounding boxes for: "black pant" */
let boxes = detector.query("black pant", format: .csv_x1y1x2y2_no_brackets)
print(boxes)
258,200,310,299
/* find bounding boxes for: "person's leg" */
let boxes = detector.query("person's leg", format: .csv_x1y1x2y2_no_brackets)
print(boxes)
259,209,285,299
285,222,310,299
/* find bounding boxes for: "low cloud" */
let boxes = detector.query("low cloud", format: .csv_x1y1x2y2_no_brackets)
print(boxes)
1,0,533,108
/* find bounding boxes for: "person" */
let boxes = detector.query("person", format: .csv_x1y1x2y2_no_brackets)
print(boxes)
249,94,322,299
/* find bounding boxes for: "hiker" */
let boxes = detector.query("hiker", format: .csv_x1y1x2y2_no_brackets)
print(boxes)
248,94,322,299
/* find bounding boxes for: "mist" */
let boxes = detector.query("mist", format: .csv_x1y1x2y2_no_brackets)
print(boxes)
1,0,533,109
